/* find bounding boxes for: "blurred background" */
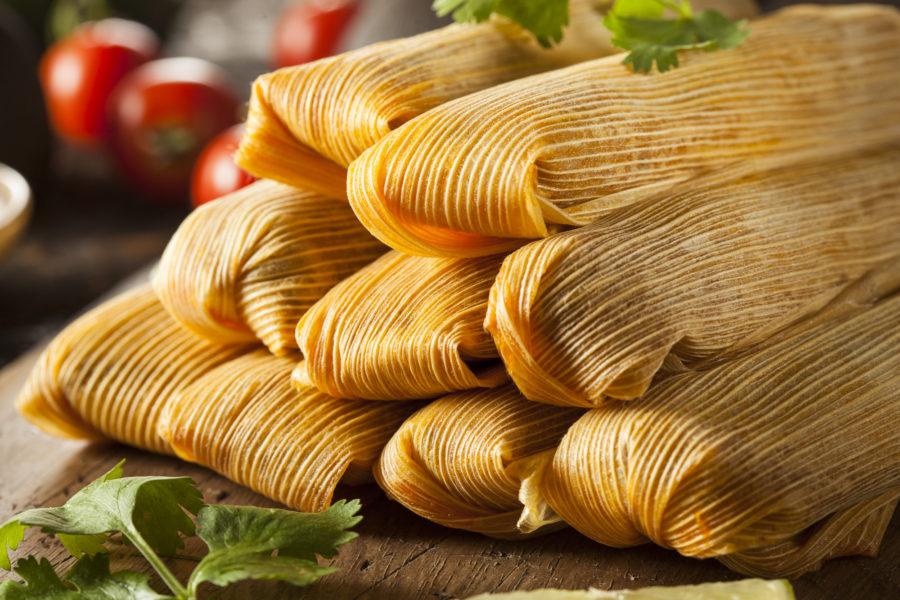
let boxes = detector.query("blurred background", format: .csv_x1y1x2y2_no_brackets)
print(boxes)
0,0,449,367
0,0,898,368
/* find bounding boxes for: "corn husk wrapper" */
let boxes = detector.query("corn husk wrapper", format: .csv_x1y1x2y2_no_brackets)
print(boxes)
348,4,900,257
16,286,249,453
236,0,611,195
540,293,900,576
237,0,758,195
718,491,899,578
485,150,900,407
294,250,506,400
159,351,421,512
154,180,385,356
374,385,584,538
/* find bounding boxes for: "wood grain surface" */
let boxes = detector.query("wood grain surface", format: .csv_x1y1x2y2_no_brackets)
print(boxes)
1,342,898,598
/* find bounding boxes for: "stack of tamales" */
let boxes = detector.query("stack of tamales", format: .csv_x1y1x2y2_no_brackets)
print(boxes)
16,1,900,580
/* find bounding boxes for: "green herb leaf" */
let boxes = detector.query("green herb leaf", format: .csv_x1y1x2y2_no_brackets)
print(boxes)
56,533,108,560
187,500,362,594
1,464,125,569
0,554,170,600
433,0,569,47
604,0,750,73
0,557,69,599
189,553,335,591
0,521,27,571
606,0,668,19
65,554,169,600
691,10,752,50
1,463,360,599
7,462,203,559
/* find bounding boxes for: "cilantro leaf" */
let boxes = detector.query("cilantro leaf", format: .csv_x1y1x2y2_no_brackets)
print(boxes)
188,500,361,594
1,462,361,599
0,557,69,598
433,0,569,47
0,555,169,600
57,534,108,560
1,462,202,597
66,554,169,600
1,464,125,570
0,521,26,571
604,0,750,73
2,463,126,569
8,462,203,558
691,10,751,50
189,553,335,590
607,0,667,19
197,500,361,559
433,0,495,22
124,478,204,556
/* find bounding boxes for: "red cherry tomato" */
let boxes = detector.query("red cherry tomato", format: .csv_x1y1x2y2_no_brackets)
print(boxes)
39,18,159,146
273,0,359,68
108,57,240,203
190,123,258,208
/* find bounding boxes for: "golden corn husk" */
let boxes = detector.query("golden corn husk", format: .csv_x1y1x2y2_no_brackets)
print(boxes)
294,250,507,400
485,150,900,407
159,351,420,512
718,491,899,578
154,180,385,356
374,385,584,538
237,1,759,194
540,293,900,576
236,0,610,195
16,286,248,453
347,4,900,257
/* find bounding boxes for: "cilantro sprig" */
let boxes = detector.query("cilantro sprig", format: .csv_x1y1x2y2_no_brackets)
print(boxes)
1,555,168,600
603,0,750,73
433,0,749,73
433,0,570,47
0,461,361,599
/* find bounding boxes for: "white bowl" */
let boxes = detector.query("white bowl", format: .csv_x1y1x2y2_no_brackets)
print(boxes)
0,163,32,259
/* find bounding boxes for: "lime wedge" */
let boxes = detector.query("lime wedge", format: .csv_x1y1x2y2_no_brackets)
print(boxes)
464,579,794,600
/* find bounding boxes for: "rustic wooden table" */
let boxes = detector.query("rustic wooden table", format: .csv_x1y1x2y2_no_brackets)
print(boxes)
1,1,899,598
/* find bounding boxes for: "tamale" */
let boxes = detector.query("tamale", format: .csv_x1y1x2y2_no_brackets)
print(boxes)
540,293,900,576
294,250,507,400
485,150,900,406
159,351,421,512
238,0,757,195
154,179,385,356
718,491,899,578
374,385,584,538
16,286,248,453
347,4,900,257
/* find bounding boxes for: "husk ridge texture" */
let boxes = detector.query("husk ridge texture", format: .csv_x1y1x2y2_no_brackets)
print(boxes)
17,286,421,513
154,179,385,356
347,4,900,257
238,0,758,193
295,250,507,400
374,385,584,537
718,491,900,578
486,149,900,406
236,0,613,192
159,351,422,512
541,293,900,573
15,286,250,453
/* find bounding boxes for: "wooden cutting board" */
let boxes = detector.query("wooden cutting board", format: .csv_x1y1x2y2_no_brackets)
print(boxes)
0,328,898,599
